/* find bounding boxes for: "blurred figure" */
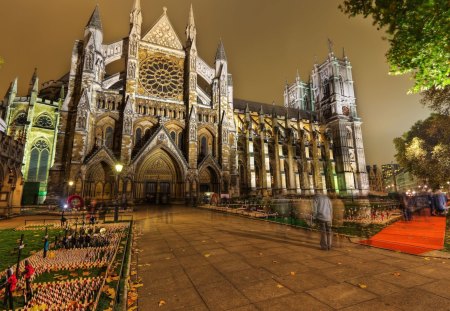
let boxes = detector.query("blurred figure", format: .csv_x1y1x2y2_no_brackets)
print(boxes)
434,190,448,215
401,193,415,221
313,194,333,250
428,191,436,216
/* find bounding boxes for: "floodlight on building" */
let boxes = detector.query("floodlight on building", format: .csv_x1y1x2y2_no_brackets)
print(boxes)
115,163,123,173
68,180,74,186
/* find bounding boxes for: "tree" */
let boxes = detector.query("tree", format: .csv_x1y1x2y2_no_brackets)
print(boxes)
0,56,3,68
340,0,450,114
394,114,450,189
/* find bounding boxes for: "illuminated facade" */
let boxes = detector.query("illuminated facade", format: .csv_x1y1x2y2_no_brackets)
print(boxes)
0,72,61,204
2,1,370,204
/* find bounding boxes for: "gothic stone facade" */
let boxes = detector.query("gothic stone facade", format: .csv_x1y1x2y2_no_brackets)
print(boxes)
0,125,25,214
3,1,369,204
0,71,61,204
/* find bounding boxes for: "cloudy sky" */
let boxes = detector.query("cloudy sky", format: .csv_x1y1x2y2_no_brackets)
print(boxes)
0,0,430,165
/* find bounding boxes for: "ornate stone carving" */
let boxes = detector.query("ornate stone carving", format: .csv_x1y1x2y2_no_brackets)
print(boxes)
141,13,183,50
139,53,183,100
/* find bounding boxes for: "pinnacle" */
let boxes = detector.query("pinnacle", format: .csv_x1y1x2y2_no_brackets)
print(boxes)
86,4,102,31
215,40,227,61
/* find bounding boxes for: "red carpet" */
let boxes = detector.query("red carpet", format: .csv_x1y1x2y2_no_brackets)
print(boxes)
359,211,447,255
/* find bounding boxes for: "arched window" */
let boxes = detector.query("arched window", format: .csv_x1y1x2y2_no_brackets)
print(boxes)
170,131,176,142
35,115,53,128
200,136,208,157
27,139,50,182
14,113,27,125
323,78,330,98
105,127,114,149
339,76,344,96
135,128,142,146
178,132,184,150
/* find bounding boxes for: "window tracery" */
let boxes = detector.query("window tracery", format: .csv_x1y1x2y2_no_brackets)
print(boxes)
139,54,183,100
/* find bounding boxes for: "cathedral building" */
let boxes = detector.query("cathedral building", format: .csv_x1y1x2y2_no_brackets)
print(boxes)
1,1,369,205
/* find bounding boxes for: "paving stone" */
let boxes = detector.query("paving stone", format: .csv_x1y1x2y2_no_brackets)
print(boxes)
274,271,339,293
307,282,377,309
339,299,401,311
185,265,227,287
197,281,250,310
419,279,450,299
224,267,274,287
238,278,293,303
382,287,450,311
373,270,435,288
256,293,333,311
346,276,403,296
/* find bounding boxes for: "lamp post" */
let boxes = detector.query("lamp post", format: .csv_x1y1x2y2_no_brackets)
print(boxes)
114,163,123,222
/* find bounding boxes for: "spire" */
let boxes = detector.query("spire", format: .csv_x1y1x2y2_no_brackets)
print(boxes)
86,5,102,31
343,47,349,63
327,38,334,54
10,78,17,95
215,40,227,61
186,4,196,44
245,103,250,113
132,0,141,11
296,69,301,83
259,105,264,115
28,68,38,95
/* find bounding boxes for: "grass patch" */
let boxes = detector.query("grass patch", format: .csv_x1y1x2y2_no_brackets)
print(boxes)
97,225,131,311
0,228,64,271
267,217,310,228
334,222,385,238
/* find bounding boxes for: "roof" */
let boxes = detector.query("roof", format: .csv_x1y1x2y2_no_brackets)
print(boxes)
233,98,316,120
86,5,102,31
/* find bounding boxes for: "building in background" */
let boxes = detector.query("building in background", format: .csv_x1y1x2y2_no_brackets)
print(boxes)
1,1,370,204
396,169,421,193
382,163,400,192
366,165,383,192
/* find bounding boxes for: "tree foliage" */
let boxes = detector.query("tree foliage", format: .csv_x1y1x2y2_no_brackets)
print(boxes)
340,0,450,114
394,114,450,189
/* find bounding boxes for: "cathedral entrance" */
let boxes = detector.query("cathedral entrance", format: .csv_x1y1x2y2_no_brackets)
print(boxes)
199,167,220,194
136,148,184,204
144,181,171,204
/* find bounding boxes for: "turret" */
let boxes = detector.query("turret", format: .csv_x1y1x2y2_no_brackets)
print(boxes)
129,0,142,38
28,68,38,95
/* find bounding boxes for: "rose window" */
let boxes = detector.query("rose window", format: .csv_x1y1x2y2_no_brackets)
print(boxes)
139,55,183,100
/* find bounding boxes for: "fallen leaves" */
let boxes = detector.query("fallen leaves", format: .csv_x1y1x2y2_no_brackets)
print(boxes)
392,272,401,277
276,284,284,288
204,253,211,258
159,299,166,307
358,283,367,289
290,272,296,276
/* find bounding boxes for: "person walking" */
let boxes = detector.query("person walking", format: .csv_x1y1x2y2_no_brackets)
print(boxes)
2,268,17,310
23,260,35,302
312,194,333,250
435,190,448,215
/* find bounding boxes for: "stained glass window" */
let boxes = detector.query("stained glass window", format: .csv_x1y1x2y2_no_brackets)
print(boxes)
35,115,53,128
139,55,183,100
27,139,50,182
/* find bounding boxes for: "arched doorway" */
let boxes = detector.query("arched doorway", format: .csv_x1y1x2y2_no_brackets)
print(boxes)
135,148,184,204
84,161,114,201
199,166,219,193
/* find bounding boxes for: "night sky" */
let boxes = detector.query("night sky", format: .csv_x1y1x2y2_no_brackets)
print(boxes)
0,0,430,166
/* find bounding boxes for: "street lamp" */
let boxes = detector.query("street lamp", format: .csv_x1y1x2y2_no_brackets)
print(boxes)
114,163,123,222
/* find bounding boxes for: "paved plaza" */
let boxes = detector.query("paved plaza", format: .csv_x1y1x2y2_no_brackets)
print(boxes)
132,206,450,310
